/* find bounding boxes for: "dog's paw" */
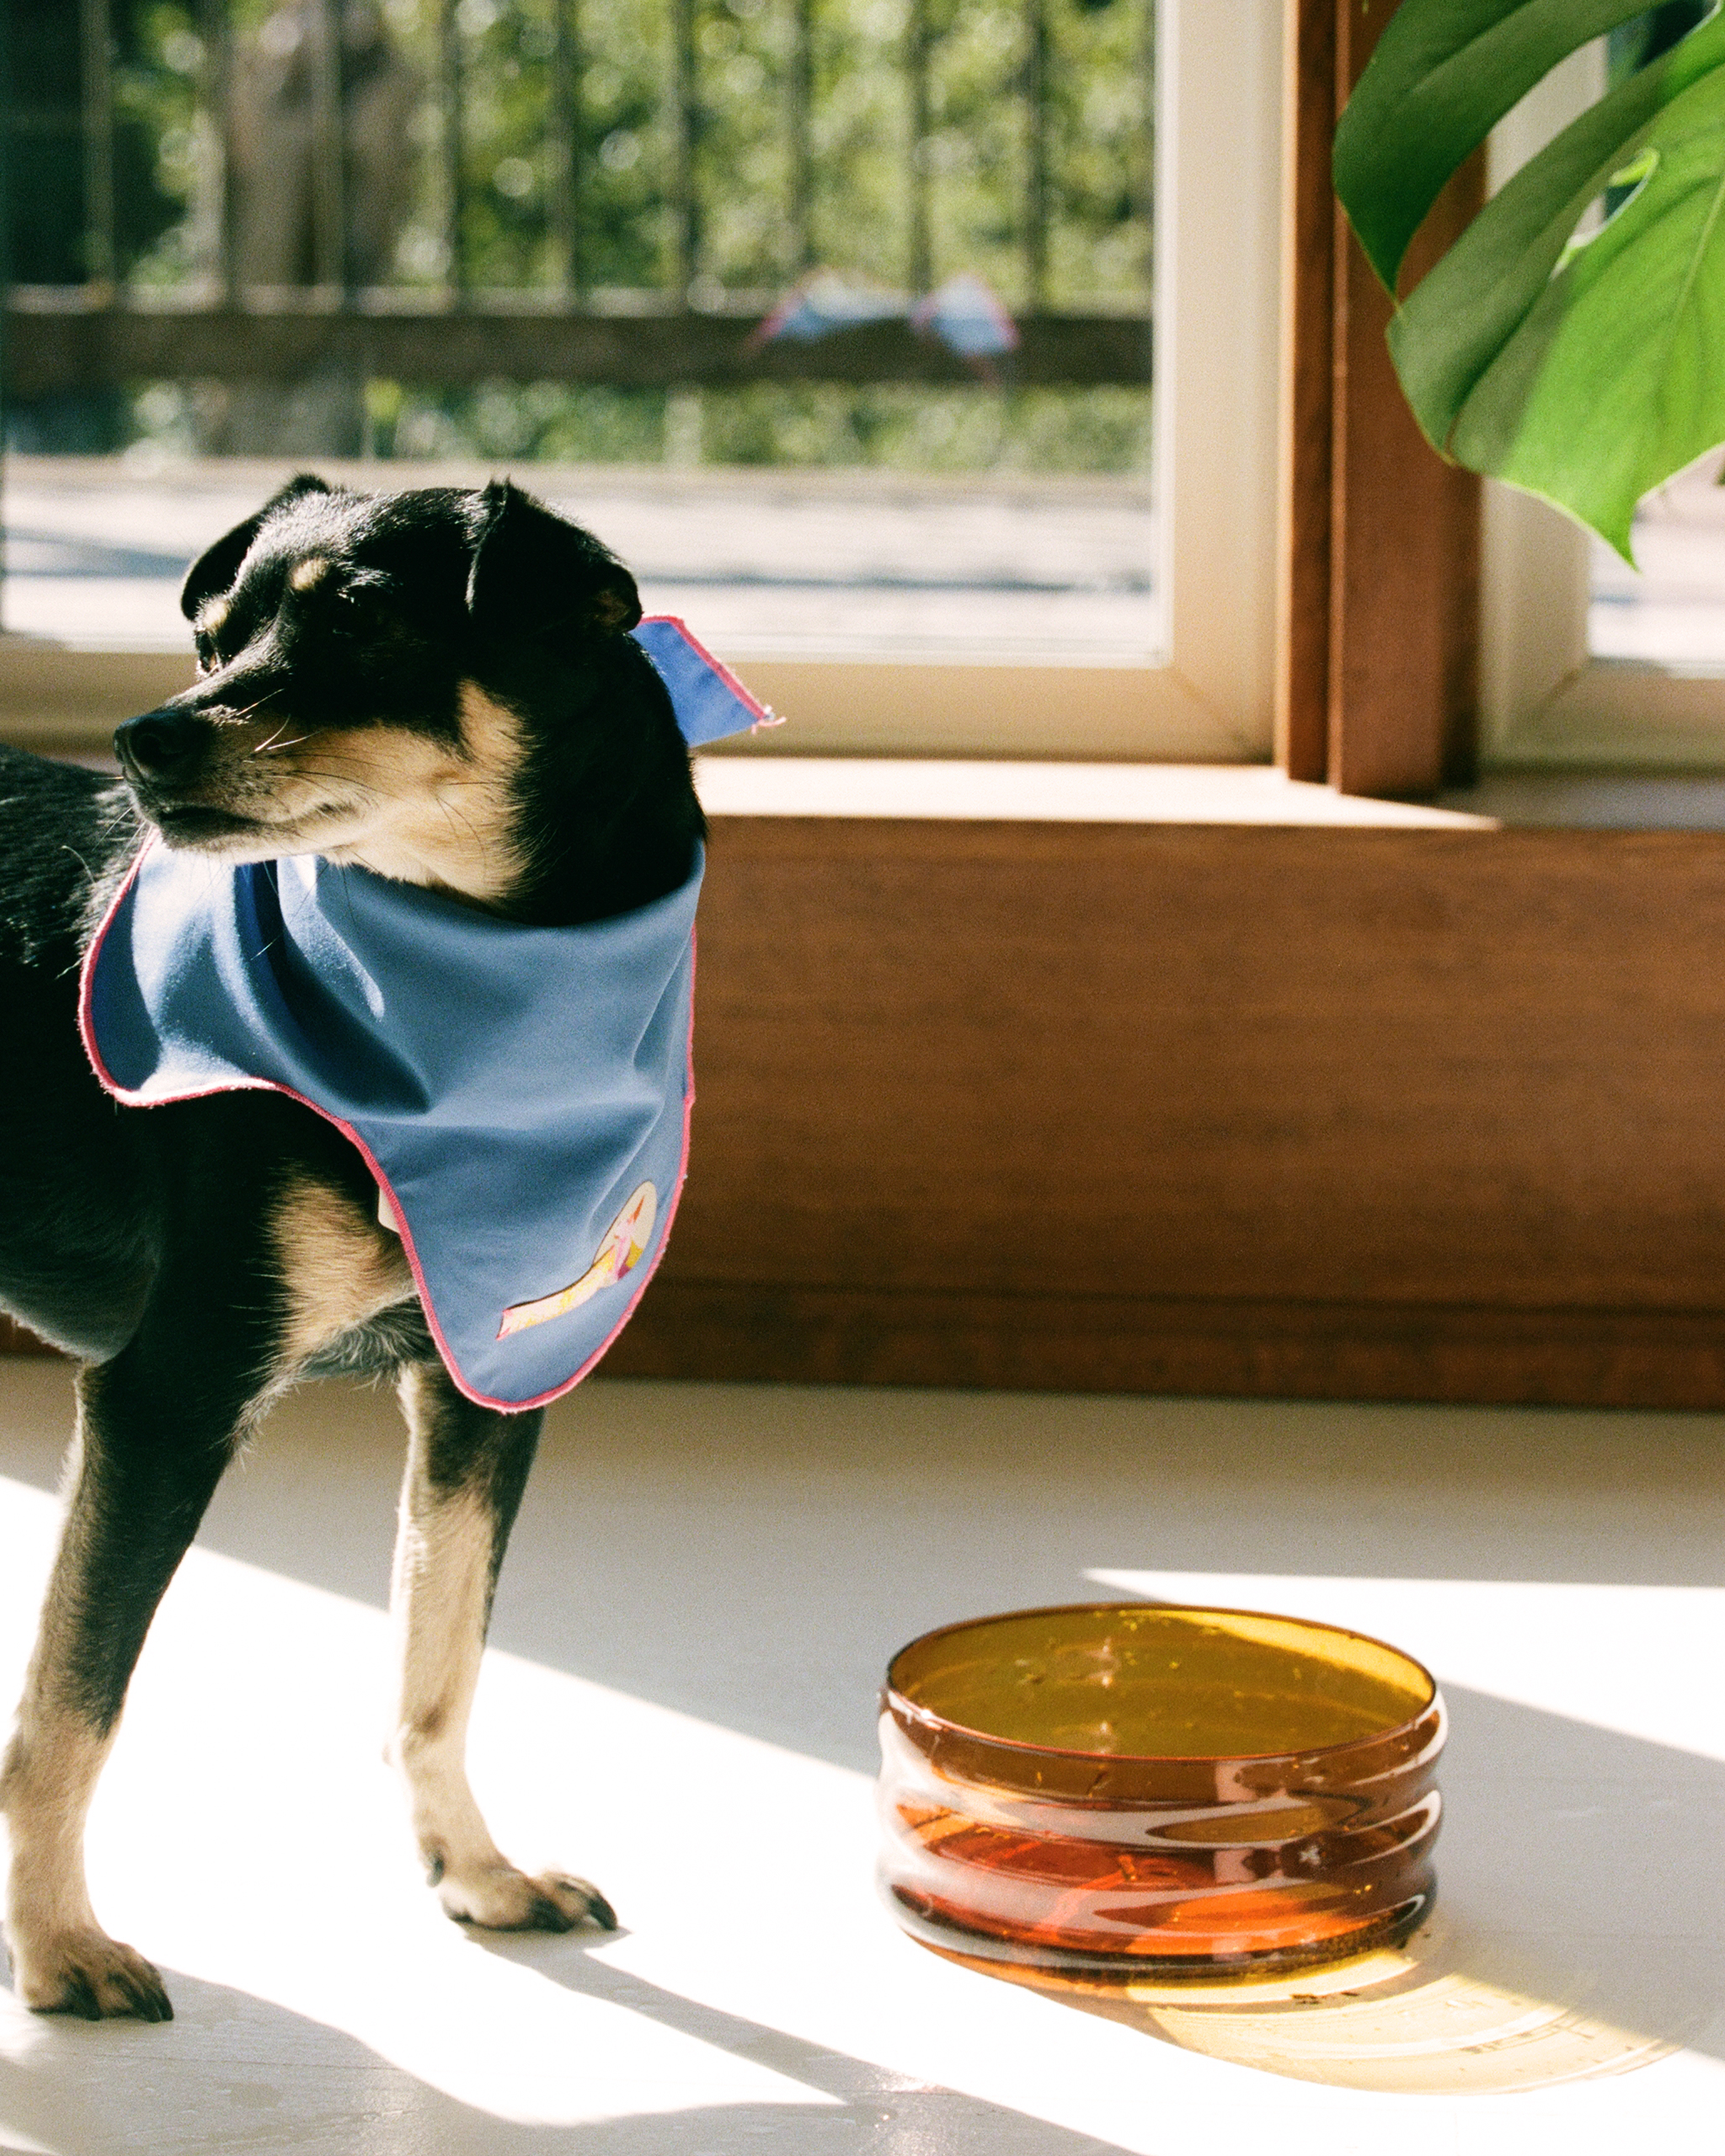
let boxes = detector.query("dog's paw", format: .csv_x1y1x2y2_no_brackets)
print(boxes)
9,1927,173,2021
435,1862,617,1935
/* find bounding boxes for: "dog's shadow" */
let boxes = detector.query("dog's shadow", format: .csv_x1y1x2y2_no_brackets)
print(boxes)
0,1940,1127,2156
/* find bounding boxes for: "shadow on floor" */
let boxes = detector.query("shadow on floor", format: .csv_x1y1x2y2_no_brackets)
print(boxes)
0,1944,1128,2156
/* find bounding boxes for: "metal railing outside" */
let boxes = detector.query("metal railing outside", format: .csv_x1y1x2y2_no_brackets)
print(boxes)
7,0,1153,393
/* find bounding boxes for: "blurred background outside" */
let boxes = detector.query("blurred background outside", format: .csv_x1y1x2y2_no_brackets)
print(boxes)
3,0,1156,661
8,2,1725,676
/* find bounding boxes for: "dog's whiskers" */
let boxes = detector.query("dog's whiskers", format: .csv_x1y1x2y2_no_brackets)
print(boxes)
213,691,280,728
250,722,311,757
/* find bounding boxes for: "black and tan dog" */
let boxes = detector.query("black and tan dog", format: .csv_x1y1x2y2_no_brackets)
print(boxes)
0,475,704,2019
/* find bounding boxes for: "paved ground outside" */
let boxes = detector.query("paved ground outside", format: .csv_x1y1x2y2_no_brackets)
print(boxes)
0,456,1160,663
9,452,1725,674
1590,456,1725,667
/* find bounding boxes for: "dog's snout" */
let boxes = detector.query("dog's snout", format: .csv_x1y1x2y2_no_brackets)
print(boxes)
116,708,206,784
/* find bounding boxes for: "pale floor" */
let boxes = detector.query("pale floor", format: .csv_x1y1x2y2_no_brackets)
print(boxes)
0,1361,1721,2154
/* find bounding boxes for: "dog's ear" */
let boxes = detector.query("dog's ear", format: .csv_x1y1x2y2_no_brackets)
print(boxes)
465,480,642,644
179,473,334,621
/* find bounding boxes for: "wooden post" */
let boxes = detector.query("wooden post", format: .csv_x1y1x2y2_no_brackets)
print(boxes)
1274,0,1337,782
1278,0,1482,798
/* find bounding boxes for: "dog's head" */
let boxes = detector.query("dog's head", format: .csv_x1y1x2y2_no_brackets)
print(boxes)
115,475,652,907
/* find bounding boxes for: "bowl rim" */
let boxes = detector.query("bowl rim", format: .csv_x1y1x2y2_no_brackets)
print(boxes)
883,1598,1442,1769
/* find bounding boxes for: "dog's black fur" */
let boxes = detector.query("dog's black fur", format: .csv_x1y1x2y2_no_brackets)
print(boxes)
0,475,703,2019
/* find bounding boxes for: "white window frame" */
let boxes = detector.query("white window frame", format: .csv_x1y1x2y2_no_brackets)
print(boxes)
0,0,1285,766
1482,40,1725,771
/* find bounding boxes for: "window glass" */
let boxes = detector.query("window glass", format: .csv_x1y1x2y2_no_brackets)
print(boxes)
3,0,1156,664
1589,452,1725,672
1587,3,1722,673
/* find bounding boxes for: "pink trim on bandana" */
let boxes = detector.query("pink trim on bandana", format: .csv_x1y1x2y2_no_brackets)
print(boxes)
637,614,786,730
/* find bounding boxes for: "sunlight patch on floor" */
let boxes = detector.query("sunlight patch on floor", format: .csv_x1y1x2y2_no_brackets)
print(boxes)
1088,1570,1725,1759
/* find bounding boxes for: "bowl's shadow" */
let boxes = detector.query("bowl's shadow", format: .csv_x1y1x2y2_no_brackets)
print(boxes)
921,1901,1683,2094
892,1674,1724,2095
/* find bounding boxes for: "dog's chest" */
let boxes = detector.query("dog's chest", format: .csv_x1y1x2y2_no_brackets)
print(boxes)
273,1173,418,1372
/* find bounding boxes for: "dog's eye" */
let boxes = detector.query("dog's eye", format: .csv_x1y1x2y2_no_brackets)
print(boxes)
194,632,218,675
336,584,404,637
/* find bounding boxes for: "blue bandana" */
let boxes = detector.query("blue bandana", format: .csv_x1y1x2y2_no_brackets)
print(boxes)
80,618,775,1410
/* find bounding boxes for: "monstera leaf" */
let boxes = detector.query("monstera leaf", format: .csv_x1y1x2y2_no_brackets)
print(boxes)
1333,0,1725,559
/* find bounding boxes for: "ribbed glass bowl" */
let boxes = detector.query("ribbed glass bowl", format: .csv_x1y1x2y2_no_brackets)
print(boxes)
878,1602,1445,1983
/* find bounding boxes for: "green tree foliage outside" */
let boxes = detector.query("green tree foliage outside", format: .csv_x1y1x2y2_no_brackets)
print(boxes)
96,0,1154,473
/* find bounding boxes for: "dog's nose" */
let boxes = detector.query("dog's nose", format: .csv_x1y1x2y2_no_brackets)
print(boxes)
115,708,206,784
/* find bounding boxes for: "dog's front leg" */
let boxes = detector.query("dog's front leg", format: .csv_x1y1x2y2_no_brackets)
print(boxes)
387,1359,615,1933
2,1346,252,2020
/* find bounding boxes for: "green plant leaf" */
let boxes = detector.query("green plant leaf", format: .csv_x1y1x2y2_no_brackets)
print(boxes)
1336,0,1725,558
1385,37,1706,452
1450,64,1725,557
1333,0,1654,292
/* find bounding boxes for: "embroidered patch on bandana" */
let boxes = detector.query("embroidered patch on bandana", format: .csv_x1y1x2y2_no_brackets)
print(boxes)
80,620,772,1412
498,1181,659,1338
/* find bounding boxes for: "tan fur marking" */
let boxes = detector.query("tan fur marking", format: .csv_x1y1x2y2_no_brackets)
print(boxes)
271,1173,414,1370
387,1366,604,1930
388,1367,511,1889
196,596,231,634
152,681,527,908
289,554,332,592
319,684,526,905
1,1707,168,2014
1,1709,109,1943
0,1369,164,2013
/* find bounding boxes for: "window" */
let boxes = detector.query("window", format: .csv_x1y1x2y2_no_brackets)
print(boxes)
0,0,1283,762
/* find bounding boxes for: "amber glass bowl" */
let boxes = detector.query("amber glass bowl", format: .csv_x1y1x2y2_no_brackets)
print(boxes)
878,1603,1445,1982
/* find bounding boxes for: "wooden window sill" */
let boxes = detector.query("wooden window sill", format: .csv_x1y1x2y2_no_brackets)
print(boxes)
694,758,1489,826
